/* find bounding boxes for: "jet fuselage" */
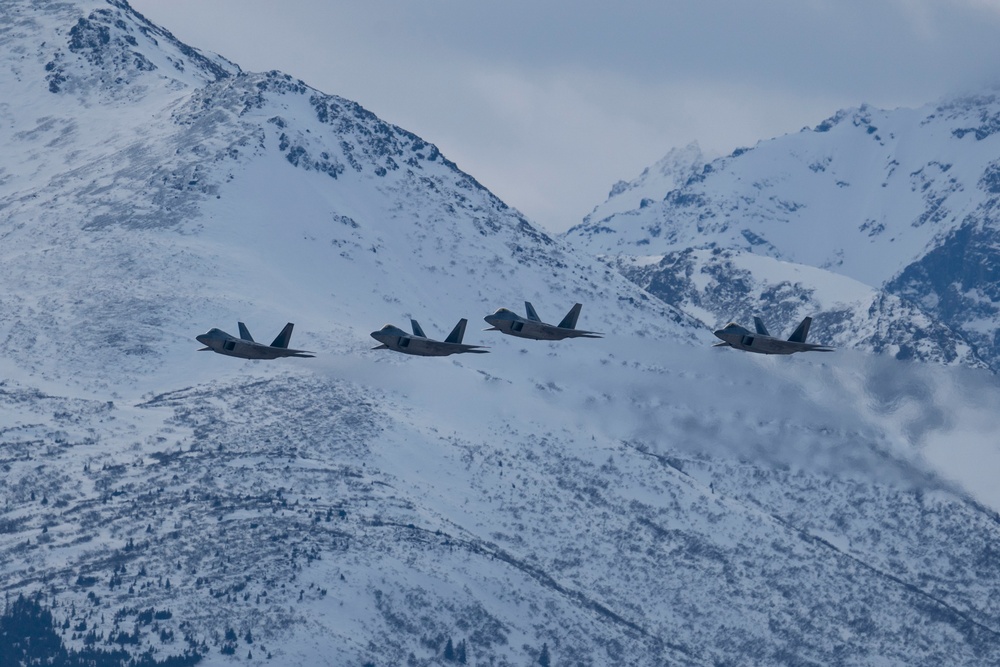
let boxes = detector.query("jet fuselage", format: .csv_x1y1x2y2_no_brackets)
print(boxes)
483,308,601,341
370,322,488,357
196,328,314,359
712,323,832,355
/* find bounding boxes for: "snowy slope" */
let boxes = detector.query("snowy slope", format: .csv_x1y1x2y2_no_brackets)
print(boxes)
6,342,1000,666
566,95,1000,369
3,2,1000,666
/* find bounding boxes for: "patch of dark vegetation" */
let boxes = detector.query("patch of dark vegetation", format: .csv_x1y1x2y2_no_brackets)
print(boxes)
0,594,201,666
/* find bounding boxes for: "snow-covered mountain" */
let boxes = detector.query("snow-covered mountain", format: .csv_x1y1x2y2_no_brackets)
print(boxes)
567,95,1000,370
583,142,707,227
3,2,1000,666
0,0,692,391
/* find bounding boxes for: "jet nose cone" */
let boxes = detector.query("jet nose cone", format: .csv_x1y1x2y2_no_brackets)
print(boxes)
196,334,209,344
483,315,503,331
712,330,735,343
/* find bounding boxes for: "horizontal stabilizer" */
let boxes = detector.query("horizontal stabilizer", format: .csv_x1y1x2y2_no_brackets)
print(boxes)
270,322,294,348
753,317,769,336
558,303,583,330
445,319,468,344
788,317,812,343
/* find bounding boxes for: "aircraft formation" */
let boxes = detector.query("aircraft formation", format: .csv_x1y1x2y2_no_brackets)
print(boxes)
197,303,835,359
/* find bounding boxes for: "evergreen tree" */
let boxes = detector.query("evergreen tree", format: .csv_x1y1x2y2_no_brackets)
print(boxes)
538,642,551,667
444,637,455,661
456,639,467,664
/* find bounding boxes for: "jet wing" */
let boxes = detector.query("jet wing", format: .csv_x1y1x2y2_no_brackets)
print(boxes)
420,339,489,355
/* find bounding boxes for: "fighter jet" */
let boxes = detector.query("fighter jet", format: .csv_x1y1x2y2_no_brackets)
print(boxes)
196,322,315,359
483,302,602,341
712,316,833,355
370,318,489,356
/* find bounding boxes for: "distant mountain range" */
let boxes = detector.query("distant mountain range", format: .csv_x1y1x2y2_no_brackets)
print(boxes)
567,94,1000,370
3,2,1000,666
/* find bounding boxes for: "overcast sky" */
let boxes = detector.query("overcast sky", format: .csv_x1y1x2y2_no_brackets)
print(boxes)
129,0,1000,233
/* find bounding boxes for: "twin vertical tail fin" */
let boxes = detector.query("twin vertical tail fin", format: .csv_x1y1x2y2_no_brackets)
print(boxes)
238,322,254,342
753,317,769,336
524,302,541,322
410,319,427,338
788,317,812,343
445,319,468,345
270,323,295,348
557,303,583,329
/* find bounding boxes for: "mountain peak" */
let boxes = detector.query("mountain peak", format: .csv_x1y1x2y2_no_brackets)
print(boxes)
2,0,238,106
577,141,707,231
